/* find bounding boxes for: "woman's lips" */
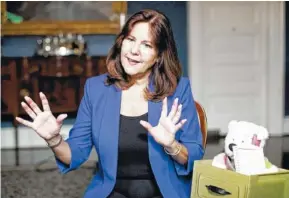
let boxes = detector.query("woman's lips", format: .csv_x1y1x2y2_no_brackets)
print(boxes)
127,57,141,66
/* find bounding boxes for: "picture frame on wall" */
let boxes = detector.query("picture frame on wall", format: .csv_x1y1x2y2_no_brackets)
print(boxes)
1,1,127,36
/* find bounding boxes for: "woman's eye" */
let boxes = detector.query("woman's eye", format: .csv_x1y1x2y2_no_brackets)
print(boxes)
143,43,152,48
127,37,134,41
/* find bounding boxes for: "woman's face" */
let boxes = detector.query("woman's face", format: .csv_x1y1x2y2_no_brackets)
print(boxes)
120,22,158,76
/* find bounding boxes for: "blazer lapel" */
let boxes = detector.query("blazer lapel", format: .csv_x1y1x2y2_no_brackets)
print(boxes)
98,85,121,182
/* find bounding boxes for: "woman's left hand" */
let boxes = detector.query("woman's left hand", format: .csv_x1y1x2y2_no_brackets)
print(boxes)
140,97,187,147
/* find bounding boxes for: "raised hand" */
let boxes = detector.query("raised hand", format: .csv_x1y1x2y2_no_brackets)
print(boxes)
140,97,187,147
16,92,67,141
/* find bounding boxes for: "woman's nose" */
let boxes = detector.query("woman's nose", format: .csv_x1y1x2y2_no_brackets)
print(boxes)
131,43,140,55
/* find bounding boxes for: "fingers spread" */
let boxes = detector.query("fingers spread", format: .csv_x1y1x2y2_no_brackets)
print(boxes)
40,92,51,112
161,97,168,118
168,98,179,120
56,114,68,125
140,120,153,132
15,117,34,129
24,96,42,114
172,104,182,124
175,119,187,132
21,102,37,120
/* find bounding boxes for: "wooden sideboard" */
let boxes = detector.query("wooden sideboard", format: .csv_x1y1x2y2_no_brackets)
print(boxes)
1,55,107,122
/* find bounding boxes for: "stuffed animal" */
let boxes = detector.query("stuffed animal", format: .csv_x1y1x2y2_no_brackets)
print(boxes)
212,120,278,174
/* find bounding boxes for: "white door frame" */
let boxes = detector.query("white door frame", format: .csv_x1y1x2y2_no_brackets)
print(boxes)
187,1,286,136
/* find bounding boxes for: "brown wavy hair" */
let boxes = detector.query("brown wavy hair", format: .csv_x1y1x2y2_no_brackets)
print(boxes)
105,9,182,102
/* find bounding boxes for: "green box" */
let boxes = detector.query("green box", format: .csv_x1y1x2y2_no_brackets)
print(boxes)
191,160,289,198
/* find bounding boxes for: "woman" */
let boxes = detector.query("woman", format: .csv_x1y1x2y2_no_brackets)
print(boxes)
16,9,204,198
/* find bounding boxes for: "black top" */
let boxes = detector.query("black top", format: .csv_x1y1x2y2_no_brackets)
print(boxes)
116,112,155,179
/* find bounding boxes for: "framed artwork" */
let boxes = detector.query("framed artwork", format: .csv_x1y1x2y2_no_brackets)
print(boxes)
1,1,127,36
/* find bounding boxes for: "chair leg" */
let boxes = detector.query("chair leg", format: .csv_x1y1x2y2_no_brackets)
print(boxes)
13,121,20,166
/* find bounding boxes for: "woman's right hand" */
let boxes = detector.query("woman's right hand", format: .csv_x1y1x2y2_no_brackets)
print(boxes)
16,92,68,141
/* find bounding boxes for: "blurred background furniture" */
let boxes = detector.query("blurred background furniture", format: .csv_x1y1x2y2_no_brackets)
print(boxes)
1,55,107,165
1,59,21,166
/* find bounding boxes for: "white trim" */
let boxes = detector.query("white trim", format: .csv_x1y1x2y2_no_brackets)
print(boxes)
1,125,72,149
187,1,203,104
266,2,285,136
284,117,289,135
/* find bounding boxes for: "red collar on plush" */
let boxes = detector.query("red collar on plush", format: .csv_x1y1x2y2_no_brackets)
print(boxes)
252,134,261,146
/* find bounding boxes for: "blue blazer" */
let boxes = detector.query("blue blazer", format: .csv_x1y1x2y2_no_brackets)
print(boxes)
56,74,204,198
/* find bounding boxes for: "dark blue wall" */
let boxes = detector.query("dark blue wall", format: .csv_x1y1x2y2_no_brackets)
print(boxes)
285,2,289,116
2,1,188,76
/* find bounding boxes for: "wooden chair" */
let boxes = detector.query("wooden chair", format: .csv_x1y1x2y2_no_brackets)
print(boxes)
195,101,208,149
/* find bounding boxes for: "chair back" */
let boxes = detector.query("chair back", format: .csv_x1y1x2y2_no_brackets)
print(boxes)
195,101,208,148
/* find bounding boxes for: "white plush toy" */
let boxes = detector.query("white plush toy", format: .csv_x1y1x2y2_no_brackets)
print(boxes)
212,120,278,173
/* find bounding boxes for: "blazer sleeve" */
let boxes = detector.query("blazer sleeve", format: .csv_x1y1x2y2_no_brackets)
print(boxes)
174,79,204,176
56,79,93,174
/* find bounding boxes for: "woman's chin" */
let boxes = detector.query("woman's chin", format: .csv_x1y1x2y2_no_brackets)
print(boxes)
123,65,140,76
124,69,138,76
